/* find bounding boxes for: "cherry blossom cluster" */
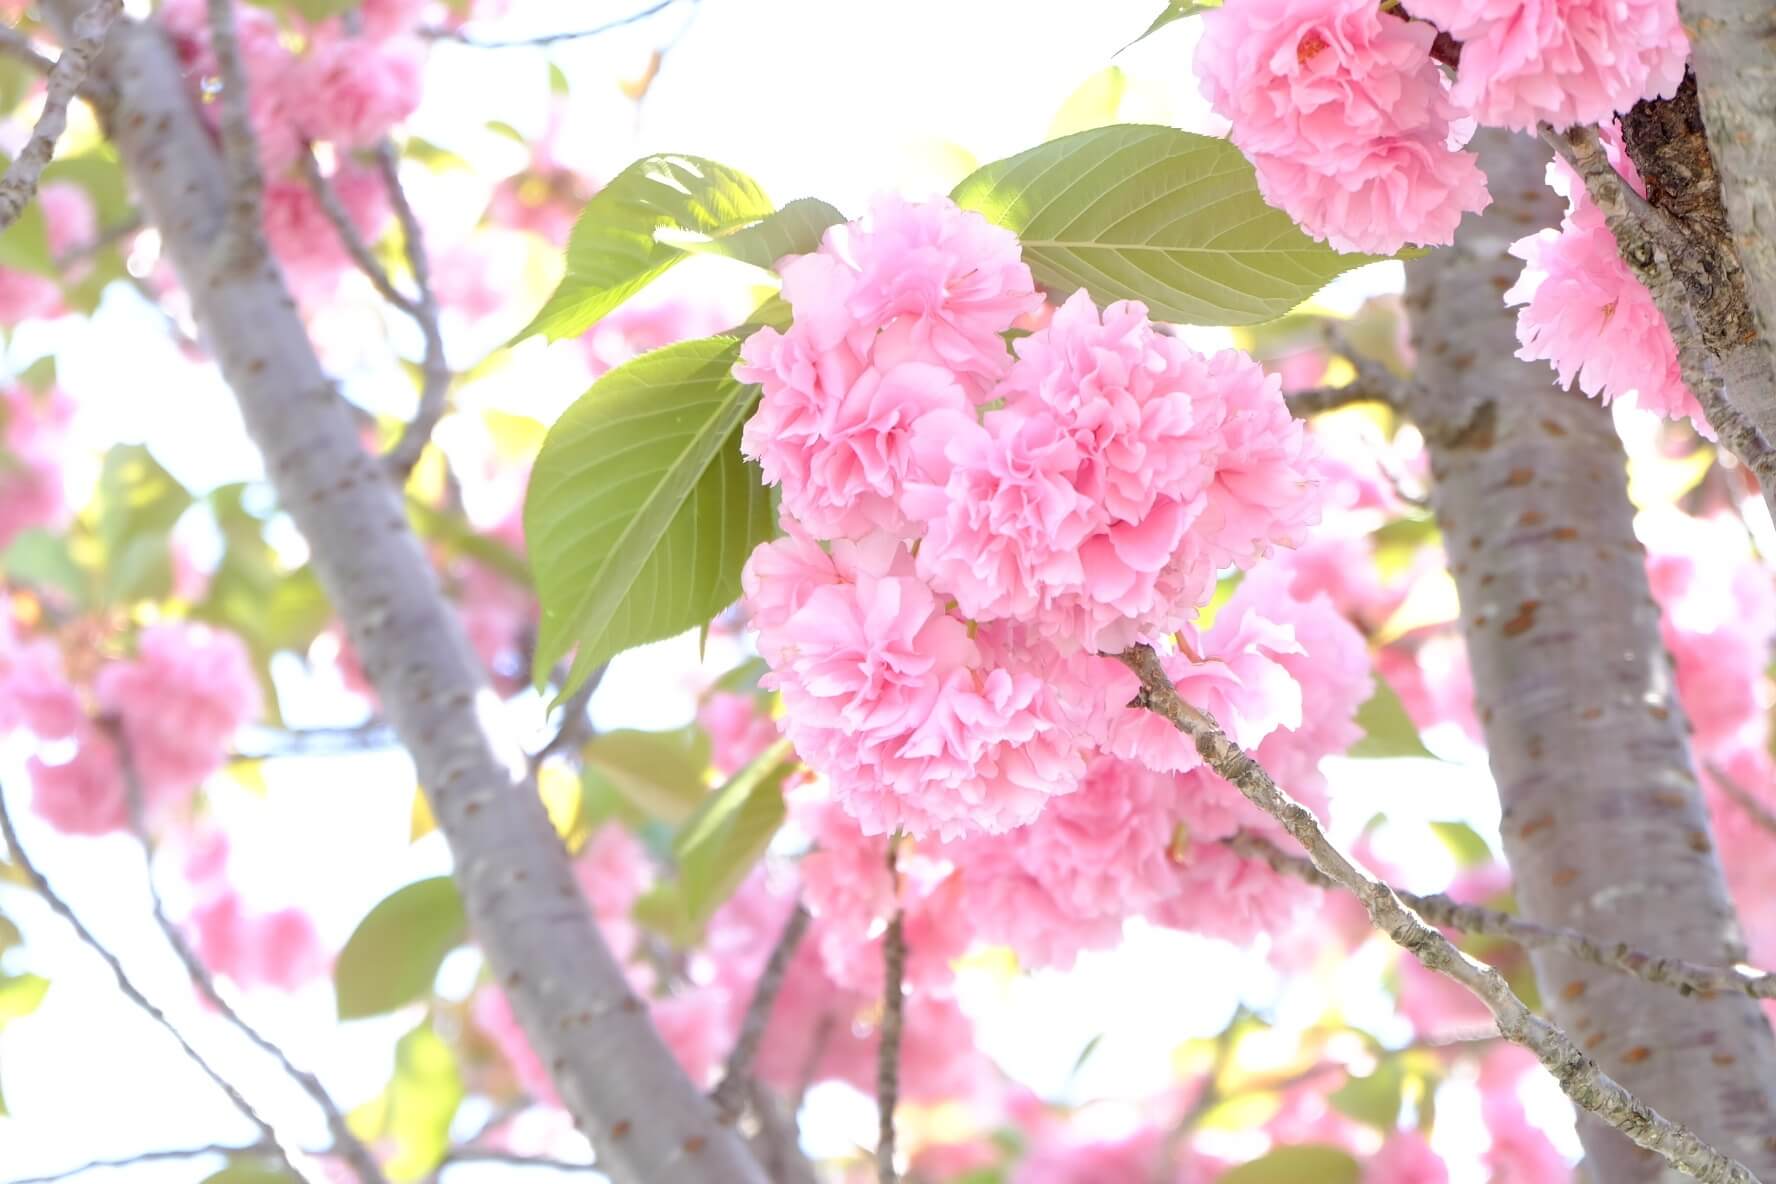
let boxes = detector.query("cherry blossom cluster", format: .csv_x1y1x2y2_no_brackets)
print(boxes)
1193,0,1688,256
4,617,260,836
738,196,1325,841
1506,124,1706,432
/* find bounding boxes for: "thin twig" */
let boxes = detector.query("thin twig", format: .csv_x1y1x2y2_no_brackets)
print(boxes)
0,0,121,231
0,25,58,75
297,147,418,317
1224,831,1776,1001
434,1149,596,1173
2,1142,286,1184
529,665,605,772
420,0,681,48
205,0,266,270
1287,383,1401,417
375,141,451,481
1117,642,1762,1184
0,779,296,1173
875,841,905,1184
55,210,141,267
712,902,811,1120
1706,762,1776,840
109,724,389,1184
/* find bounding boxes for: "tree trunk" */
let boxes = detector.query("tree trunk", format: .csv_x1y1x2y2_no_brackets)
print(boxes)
42,6,767,1182
1405,128,1776,1180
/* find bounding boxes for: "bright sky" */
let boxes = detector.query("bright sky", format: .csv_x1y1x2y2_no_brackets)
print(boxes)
0,2,1565,1181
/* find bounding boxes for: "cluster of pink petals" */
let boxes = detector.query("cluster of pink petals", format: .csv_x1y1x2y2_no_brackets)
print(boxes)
744,532,1084,838
1414,0,1688,132
1366,1132,1450,1184
738,196,1040,539
1507,130,1706,433
0,383,75,549
1194,0,1490,254
188,894,328,992
262,167,394,300
96,621,262,798
0,184,95,327
909,293,1319,653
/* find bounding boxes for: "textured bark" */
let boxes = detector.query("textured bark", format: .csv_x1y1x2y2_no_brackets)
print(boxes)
1405,129,1776,1180
46,7,766,1183
1678,2,1776,438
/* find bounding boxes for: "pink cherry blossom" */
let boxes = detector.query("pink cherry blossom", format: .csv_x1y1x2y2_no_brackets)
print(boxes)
1150,840,1319,943
1367,1131,1449,1184
0,183,95,325
28,723,127,836
263,167,393,299
0,637,82,741
1414,0,1689,132
1195,0,1490,253
291,36,425,149
189,894,328,991
1508,129,1705,433
698,692,779,778
0,383,74,548
96,622,262,798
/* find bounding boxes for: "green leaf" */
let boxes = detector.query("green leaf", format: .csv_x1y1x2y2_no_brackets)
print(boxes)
673,197,844,272
93,444,192,604
525,336,775,692
382,1021,464,1181
17,356,55,394
1348,681,1436,760
952,124,1393,326
1217,1146,1360,1184
1429,820,1493,869
582,728,711,824
1329,1063,1404,1130
200,1163,299,1184
518,155,773,342
2,528,92,605
0,198,52,278
335,878,466,1020
674,736,793,925
1123,0,1221,50
1047,67,1126,140
0,973,48,1026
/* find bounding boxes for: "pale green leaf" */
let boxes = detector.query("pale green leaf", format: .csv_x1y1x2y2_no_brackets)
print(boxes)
1123,0,1220,50
672,197,845,272
93,444,192,604
675,736,793,924
335,878,466,1020
1217,1146,1360,1184
525,337,775,692
1430,820,1494,869
200,1163,299,1184
0,198,52,278
1047,67,1126,140
518,155,773,341
0,973,48,1025
383,1022,464,1181
952,124,1393,325
1348,681,1436,760
1328,1063,1404,1130
583,728,711,824
2,528,91,605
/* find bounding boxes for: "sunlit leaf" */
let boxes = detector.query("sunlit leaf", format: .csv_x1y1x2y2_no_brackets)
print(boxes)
674,736,793,924
0,973,48,1025
92,444,192,604
582,729,710,825
1429,820,1493,869
1048,67,1126,139
1122,0,1221,51
1218,1146,1360,1184
335,878,466,1020
525,337,775,692
953,124,1394,325
382,1021,464,1181
1348,681,1436,760
672,197,845,272
518,155,773,342
1329,1062,1404,1129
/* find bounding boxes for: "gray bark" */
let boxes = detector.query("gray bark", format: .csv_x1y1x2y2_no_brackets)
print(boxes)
43,7,766,1182
1678,2,1776,445
1405,127,1776,1180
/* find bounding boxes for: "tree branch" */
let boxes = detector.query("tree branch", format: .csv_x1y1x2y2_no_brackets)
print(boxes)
109,724,387,1184
1,1143,288,1184
204,0,265,271
297,146,419,317
1286,383,1400,417
43,6,768,1181
374,141,451,481
0,0,120,232
1224,831,1776,1002
875,842,905,1184
529,664,604,772
1706,762,1776,840
711,901,810,1121
1117,643,1762,1184
0,25,59,76
1547,121,1776,520
0,781,297,1175
421,0,681,48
